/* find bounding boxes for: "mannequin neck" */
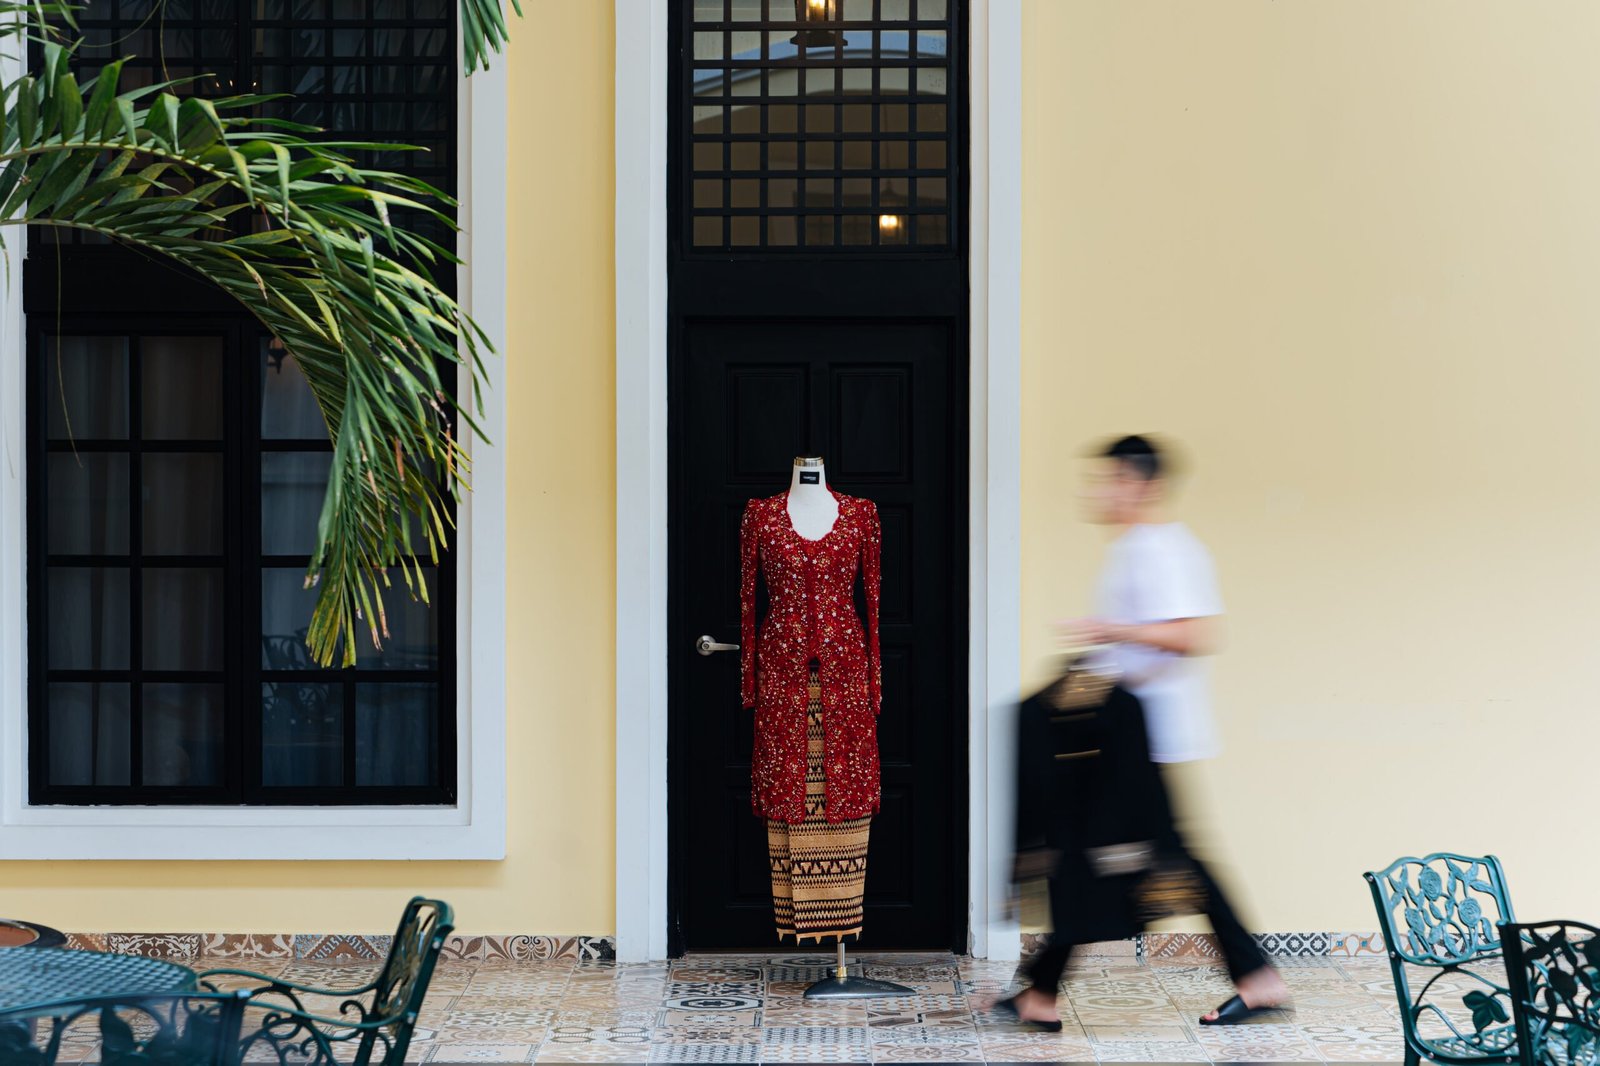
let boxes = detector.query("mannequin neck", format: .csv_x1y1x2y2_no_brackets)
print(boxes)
788,462,832,502
786,461,839,539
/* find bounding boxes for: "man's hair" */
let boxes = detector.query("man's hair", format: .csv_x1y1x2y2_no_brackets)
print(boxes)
1100,434,1166,481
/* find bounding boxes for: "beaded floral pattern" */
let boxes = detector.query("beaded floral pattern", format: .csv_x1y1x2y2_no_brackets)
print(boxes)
740,490,882,825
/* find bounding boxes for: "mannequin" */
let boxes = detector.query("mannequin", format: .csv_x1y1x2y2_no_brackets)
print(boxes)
786,456,841,540
739,454,911,999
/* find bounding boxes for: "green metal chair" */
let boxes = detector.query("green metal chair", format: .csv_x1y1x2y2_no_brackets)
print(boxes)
1499,919,1600,1066
197,897,453,1066
1365,853,1519,1066
0,990,250,1065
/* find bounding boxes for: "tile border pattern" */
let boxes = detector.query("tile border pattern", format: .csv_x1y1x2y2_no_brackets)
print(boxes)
1021,931,1388,960
69,932,1385,963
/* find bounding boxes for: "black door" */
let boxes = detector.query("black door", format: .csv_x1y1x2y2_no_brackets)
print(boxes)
667,0,969,954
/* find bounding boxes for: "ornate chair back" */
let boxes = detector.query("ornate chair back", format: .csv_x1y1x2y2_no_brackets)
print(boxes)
1499,919,1600,1066
1365,853,1519,1065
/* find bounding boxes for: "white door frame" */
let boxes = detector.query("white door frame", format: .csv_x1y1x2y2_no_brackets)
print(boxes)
614,0,1022,962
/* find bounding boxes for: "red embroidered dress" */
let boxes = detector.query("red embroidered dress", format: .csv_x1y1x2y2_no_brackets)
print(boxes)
741,490,882,825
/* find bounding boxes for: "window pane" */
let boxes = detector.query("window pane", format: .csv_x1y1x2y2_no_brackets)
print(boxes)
48,568,130,669
262,682,343,787
358,568,439,671
355,682,437,786
261,340,329,440
262,568,322,667
46,336,128,440
48,454,130,556
142,683,224,787
47,682,131,787
143,568,224,671
262,452,332,556
142,454,225,555
141,336,224,440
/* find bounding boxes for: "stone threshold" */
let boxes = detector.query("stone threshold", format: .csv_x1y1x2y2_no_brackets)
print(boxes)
59,930,1387,964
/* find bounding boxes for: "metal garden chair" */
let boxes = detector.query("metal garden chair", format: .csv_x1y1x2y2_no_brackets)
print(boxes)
0,990,250,1065
1499,919,1600,1066
197,897,453,1066
1365,853,1519,1065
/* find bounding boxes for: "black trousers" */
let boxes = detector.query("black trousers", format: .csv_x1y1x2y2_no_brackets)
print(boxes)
1026,769,1269,993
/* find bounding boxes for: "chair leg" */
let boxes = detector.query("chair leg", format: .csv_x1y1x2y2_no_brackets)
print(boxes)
1403,1047,1420,1066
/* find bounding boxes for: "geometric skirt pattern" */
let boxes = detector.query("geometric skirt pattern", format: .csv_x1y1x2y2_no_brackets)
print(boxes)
767,666,871,944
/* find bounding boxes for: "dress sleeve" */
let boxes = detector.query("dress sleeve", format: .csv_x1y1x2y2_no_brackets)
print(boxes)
740,499,760,709
864,500,883,715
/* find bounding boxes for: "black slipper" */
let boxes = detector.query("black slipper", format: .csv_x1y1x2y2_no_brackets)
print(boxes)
992,993,1065,1033
1199,994,1291,1026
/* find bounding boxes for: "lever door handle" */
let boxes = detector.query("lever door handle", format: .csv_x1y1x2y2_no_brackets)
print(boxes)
695,634,740,656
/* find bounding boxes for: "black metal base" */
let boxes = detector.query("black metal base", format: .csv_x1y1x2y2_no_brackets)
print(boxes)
803,973,916,1000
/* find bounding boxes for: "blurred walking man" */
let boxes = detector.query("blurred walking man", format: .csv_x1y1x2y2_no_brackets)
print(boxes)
1007,434,1289,1029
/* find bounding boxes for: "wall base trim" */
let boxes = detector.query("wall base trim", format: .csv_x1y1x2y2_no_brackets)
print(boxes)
60,933,618,964
1020,931,1390,961
61,930,1384,965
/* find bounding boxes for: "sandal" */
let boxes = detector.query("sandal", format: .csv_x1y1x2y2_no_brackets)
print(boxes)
1199,993,1293,1026
992,993,1065,1033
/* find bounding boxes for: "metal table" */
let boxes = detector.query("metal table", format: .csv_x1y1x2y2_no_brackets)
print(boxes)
0,947,197,1018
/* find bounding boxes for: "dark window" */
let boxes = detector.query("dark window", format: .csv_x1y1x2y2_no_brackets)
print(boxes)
25,1,457,805
682,0,959,252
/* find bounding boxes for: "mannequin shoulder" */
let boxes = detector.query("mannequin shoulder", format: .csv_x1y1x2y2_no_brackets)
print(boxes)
742,494,784,524
835,492,878,515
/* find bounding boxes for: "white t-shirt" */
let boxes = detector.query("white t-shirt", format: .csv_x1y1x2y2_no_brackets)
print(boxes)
1093,522,1224,764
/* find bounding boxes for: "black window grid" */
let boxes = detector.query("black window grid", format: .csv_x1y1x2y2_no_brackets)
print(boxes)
25,1,459,806
29,323,459,806
38,0,457,258
682,0,959,253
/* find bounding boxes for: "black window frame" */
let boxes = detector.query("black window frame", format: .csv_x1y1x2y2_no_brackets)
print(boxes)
23,1,460,807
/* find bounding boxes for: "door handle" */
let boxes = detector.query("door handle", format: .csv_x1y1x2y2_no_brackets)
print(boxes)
695,634,740,656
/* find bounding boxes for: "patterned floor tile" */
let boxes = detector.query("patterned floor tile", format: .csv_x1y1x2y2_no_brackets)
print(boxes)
1091,1040,1209,1061
423,1044,537,1062
869,1025,980,1046
761,1004,870,1027
1193,1022,1321,1062
656,1010,763,1029
121,942,1434,1064
870,1042,983,1062
542,1024,655,1048
650,1027,762,1045
1084,1025,1195,1045
648,1043,760,1063
761,1044,873,1063
978,1035,1095,1062
1297,1021,1408,1061
535,1044,654,1063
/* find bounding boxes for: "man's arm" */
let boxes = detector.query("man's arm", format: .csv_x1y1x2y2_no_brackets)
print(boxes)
1061,615,1223,657
1104,616,1222,657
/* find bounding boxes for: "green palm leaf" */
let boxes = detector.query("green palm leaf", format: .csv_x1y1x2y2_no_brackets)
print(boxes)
2,7,505,667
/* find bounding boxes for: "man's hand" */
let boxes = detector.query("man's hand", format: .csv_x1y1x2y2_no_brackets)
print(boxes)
1056,618,1113,648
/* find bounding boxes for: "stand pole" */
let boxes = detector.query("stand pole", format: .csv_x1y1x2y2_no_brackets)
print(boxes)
802,940,915,1000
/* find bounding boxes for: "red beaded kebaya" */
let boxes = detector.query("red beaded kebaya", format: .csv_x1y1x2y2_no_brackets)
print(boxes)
740,489,882,825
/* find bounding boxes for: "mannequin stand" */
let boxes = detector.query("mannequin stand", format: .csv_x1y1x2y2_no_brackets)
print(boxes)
803,941,915,999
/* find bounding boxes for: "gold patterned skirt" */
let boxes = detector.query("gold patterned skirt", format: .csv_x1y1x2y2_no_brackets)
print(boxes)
767,666,871,944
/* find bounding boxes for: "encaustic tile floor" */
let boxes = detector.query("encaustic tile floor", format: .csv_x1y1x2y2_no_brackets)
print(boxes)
61,951,1410,1063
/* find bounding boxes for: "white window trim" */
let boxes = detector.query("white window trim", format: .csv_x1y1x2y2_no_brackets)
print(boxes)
613,0,1023,962
0,43,508,860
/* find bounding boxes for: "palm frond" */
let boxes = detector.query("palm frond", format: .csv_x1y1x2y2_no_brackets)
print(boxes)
4,38,492,667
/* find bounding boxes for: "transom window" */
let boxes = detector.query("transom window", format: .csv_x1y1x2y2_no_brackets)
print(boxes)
682,0,960,251
25,1,457,806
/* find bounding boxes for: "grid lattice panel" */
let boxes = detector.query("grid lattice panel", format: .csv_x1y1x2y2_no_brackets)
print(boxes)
686,0,956,252
42,0,455,255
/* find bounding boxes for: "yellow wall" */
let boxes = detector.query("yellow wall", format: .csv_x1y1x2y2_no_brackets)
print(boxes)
6,1,1597,944
0,3,618,936
1021,0,1600,932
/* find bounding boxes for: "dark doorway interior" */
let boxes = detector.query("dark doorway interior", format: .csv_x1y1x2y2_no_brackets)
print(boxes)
667,0,970,954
